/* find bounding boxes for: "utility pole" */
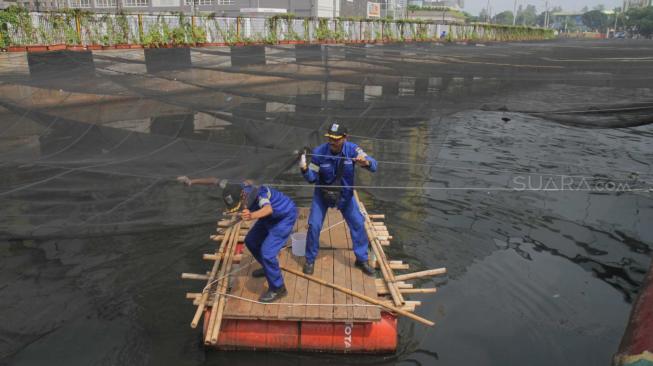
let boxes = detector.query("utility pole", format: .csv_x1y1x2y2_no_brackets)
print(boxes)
486,0,490,22
513,0,517,26
544,0,549,28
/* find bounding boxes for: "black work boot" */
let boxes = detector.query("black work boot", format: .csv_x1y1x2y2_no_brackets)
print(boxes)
252,268,265,278
259,285,287,303
303,261,314,275
355,260,375,276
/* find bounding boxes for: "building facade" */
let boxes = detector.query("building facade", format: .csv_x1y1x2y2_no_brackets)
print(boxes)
624,0,652,11
6,0,379,16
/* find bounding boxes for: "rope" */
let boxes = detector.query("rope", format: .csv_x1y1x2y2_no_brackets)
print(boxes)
305,152,649,182
264,182,652,192
321,219,345,233
202,253,256,293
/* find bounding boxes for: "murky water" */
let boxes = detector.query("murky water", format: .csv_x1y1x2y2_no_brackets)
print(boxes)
1,39,652,365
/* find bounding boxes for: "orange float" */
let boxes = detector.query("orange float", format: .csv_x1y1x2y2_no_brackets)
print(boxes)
204,309,397,353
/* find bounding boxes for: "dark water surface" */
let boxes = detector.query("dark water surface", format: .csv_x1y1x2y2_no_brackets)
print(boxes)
1,39,652,366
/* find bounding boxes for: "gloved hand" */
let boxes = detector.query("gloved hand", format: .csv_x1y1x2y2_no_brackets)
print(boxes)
176,176,192,186
353,154,370,167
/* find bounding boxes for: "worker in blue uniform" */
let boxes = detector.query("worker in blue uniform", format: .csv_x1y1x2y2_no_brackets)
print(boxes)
177,176,297,303
299,122,378,276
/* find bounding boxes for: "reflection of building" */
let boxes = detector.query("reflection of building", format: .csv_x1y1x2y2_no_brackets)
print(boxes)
624,0,652,11
13,0,367,17
550,12,585,32
407,0,463,9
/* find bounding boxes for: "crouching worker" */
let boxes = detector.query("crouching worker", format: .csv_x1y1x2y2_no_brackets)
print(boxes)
177,176,297,303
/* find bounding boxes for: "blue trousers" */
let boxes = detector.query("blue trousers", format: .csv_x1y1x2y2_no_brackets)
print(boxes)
305,192,369,264
244,211,297,290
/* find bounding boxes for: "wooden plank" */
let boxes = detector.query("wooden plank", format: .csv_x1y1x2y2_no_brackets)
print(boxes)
223,250,257,317
319,249,334,320
332,249,352,319
345,225,369,320
247,283,268,319
263,252,292,319
348,250,368,320
326,209,351,249
304,249,323,320
290,250,309,320
362,269,381,319
278,214,302,319
281,265,435,326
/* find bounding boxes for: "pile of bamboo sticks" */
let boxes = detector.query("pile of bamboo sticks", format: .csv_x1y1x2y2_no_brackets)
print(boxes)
354,191,446,322
180,218,250,345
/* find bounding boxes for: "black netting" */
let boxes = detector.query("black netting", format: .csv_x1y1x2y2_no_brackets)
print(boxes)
1,40,652,365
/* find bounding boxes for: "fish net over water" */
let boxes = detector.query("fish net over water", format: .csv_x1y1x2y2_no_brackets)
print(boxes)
1,39,653,366
1,40,651,239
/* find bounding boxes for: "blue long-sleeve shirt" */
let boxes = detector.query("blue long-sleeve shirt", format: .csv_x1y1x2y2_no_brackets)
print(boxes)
302,141,377,208
242,184,296,222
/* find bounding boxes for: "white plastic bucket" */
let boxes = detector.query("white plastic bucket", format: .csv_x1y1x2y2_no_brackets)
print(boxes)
291,232,307,257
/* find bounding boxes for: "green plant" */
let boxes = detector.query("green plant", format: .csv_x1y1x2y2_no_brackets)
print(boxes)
171,25,187,45
0,5,35,46
315,18,333,41
212,17,239,44
115,12,130,44
334,18,346,41
142,23,163,47
191,25,206,44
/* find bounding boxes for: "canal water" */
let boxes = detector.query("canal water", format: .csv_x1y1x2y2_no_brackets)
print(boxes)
0,39,651,365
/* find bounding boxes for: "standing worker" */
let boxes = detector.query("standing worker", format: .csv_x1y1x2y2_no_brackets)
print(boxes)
299,122,378,276
177,176,297,303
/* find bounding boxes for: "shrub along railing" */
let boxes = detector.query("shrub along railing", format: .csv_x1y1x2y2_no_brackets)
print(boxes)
0,7,555,49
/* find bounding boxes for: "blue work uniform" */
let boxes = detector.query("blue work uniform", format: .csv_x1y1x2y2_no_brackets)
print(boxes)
242,184,297,290
301,142,378,264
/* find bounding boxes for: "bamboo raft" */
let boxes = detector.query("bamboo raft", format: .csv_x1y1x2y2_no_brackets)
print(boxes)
182,191,446,351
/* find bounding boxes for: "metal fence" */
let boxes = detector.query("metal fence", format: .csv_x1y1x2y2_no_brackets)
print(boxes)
3,12,555,47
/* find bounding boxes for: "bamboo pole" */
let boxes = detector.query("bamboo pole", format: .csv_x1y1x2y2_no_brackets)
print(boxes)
377,287,437,295
190,225,234,328
203,253,242,262
280,266,434,326
376,279,412,288
375,260,408,270
354,191,404,306
206,222,242,344
211,234,244,242
181,273,209,280
394,268,447,282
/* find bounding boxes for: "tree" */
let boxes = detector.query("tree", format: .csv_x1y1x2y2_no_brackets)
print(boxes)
479,8,489,22
494,10,514,25
582,9,609,32
626,6,653,37
516,4,537,26
593,4,605,11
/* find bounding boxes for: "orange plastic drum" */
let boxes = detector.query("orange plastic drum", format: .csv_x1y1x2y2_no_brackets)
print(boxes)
203,310,397,353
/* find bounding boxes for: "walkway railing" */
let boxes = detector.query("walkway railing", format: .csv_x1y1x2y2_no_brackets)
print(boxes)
0,8,555,49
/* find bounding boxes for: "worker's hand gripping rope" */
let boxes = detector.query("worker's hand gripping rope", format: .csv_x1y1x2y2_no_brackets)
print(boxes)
296,146,311,171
